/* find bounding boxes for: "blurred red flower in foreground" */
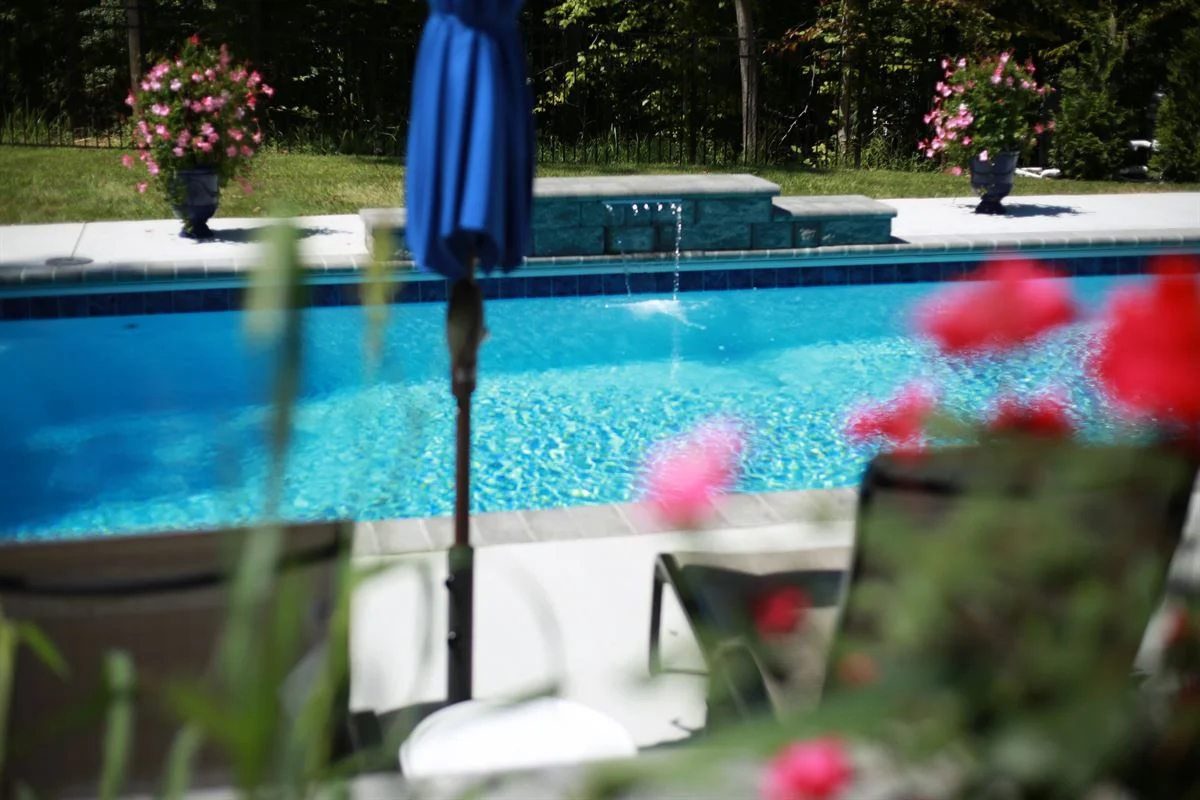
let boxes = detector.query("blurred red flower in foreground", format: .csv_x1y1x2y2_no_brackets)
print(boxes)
845,382,937,455
836,652,879,687
915,259,1077,355
1167,607,1192,648
761,738,853,800
753,587,810,638
988,390,1075,438
640,417,746,528
1091,257,1200,426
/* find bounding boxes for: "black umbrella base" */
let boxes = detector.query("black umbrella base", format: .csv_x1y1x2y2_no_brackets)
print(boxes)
180,220,215,239
974,199,1007,215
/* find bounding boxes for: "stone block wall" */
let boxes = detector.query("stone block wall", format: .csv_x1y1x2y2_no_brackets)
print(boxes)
361,174,897,263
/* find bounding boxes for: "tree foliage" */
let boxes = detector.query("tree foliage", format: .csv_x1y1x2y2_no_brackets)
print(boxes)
2,0,1198,168
1052,10,1134,180
1153,20,1200,182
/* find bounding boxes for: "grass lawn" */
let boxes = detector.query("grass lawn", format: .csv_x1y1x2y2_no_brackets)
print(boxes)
2,145,1197,225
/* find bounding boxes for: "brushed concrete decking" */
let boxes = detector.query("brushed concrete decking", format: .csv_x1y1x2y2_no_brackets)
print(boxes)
346,484,1200,740
2,192,1198,287
349,503,858,746
885,191,1200,241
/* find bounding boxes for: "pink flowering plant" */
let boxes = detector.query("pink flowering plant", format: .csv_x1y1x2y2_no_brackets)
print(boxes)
638,416,747,529
123,35,272,199
919,53,1053,173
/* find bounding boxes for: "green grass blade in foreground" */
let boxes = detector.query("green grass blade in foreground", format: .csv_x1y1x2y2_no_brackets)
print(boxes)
15,623,69,679
0,613,15,781
283,544,354,782
200,216,305,790
160,724,205,800
243,214,307,509
0,610,71,781
364,226,397,373
229,213,305,660
261,561,312,787
98,651,135,800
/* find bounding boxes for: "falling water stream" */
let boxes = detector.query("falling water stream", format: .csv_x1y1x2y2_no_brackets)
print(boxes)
602,202,634,294
600,199,685,298
599,199,691,380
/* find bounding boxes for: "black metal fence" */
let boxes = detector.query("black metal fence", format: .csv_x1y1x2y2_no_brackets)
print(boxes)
0,2,942,166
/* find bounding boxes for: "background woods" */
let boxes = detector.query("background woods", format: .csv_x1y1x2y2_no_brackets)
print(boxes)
1,0,1198,174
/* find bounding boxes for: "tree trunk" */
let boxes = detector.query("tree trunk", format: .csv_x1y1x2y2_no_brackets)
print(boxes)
64,0,80,131
685,34,698,164
249,0,264,64
838,0,863,166
733,0,758,162
124,0,141,110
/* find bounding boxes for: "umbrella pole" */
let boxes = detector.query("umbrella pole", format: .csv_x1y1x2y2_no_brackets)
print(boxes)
446,260,484,704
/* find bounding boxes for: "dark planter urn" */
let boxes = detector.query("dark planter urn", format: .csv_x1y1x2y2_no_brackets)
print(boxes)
170,167,221,239
969,151,1020,215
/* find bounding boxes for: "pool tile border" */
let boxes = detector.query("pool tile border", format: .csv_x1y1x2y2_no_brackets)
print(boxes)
2,246,1195,321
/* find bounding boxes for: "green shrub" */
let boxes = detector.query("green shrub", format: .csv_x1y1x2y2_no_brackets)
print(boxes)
1052,13,1134,180
1152,24,1200,182
1054,70,1133,180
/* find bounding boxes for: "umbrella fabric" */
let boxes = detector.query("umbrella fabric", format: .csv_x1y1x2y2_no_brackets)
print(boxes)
405,0,535,281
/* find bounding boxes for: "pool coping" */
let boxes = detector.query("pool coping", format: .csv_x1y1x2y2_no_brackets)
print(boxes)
350,487,861,556
2,225,1199,295
349,482,1200,559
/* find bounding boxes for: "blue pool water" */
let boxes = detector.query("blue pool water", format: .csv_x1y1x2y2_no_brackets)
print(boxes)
0,275,1139,540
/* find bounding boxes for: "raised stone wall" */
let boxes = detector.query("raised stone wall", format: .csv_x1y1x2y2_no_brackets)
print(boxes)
361,174,898,263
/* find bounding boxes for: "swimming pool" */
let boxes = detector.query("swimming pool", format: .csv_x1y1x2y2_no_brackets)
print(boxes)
0,274,1136,540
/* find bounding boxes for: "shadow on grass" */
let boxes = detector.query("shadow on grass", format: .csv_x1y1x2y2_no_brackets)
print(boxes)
536,163,823,176
349,154,404,167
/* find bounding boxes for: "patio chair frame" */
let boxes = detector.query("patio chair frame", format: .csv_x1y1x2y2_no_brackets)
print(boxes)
648,550,849,726
648,442,1198,731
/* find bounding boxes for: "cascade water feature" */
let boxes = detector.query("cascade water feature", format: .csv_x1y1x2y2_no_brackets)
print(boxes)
610,198,689,381
668,201,683,298
601,202,634,294
600,198,696,327
598,198,692,380
602,198,685,298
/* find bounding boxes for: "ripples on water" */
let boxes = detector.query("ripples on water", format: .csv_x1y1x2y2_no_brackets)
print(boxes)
0,275,1139,539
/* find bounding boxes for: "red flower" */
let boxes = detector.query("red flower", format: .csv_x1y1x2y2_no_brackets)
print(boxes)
845,382,936,456
760,738,853,800
988,390,1075,438
1091,258,1200,426
915,259,1077,355
1167,607,1192,648
1182,677,1200,706
188,34,201,45
835,652,879,687
753,587,810,638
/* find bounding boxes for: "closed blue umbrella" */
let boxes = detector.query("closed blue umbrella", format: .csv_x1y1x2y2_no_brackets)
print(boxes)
405,0,535,704
406,0,534,281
